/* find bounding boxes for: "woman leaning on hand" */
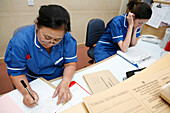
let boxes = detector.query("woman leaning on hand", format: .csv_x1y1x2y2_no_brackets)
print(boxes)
94,0,152,63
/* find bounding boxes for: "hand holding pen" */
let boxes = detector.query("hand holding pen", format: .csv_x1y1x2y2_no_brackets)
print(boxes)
20,80,39,107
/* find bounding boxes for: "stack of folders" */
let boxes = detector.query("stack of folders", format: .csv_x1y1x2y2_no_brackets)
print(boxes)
117,47,156,68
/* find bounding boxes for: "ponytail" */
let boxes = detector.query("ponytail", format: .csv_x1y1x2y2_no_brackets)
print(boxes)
127,0,139,11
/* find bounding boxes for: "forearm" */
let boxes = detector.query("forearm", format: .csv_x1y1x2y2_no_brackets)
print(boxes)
120,26,133,52
10,74,32,96
130,29,138,46
62,62,76,83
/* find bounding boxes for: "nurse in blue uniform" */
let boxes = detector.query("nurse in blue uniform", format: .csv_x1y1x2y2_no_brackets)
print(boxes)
5,5,77,107
94,0,152,63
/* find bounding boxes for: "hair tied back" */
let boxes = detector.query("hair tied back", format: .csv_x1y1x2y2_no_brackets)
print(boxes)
127,0,139,11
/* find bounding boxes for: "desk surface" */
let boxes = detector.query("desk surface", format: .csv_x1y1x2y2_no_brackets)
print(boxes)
51,39,168,93
154,0,170,4
51,55,138,93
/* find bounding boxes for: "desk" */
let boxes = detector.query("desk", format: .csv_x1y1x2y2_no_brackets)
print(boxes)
51,55,138,93
50,39,168,93
154,0,170,4
0,41,168,113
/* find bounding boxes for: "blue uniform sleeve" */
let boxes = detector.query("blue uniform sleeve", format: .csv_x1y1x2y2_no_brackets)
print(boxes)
136,28,141,38
64,33,77,64
110,20,124,43
4,43,27,76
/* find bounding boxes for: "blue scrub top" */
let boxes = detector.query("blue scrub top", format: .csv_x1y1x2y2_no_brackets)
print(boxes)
94,14,140,63
5,25,77,82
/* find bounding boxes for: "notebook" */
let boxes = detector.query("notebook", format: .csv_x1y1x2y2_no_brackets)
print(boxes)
117,47,156,68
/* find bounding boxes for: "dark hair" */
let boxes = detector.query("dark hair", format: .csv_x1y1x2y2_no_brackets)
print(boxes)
127,0,152,19
37,5,71,32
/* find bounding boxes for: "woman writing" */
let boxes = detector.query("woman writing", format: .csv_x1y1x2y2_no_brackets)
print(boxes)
5,5,77,107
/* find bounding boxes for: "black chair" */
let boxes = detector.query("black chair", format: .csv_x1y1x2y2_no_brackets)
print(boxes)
85,19,105,64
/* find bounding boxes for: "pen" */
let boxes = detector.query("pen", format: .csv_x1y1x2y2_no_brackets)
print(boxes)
20,80,38,105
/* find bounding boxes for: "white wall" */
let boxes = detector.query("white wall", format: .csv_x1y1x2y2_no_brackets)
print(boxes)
119,0,129,14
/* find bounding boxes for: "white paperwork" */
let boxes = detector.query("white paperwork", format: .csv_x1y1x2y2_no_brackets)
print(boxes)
5,78,91,113
8,78,57,113
146,3,168,28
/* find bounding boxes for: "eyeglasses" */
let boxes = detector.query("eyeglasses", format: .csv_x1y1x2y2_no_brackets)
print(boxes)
39,37,61,45
38,30,64,45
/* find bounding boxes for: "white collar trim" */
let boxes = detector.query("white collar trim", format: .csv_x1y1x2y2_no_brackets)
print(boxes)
55,57,63,65
124,14,127,28
34,30,40,48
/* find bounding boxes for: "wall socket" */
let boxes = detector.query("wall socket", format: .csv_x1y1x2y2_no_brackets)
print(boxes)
28,0,34,6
